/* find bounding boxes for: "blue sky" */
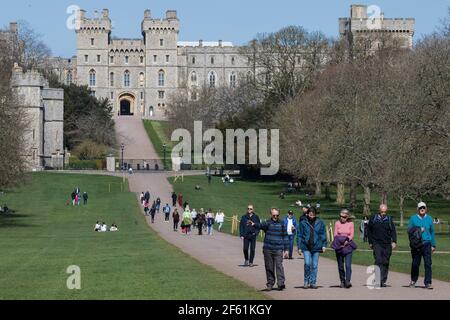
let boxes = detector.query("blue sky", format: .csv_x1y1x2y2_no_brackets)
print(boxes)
1,0,448,57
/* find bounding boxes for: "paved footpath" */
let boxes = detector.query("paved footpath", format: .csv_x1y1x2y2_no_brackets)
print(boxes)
128,172,450,300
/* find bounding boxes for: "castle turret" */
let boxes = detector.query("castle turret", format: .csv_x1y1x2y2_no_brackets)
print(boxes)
76,9,111,97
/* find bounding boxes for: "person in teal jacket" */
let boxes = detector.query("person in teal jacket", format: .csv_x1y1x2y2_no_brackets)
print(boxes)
408,202,436,289
297,207,327,289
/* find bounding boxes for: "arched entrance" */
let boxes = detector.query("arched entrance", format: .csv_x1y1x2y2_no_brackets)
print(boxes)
118,93,136,116
149,106,154,117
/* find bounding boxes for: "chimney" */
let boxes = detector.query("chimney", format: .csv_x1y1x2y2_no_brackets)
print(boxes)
144,9,151,19
218,40,223,47
166,10,177,20
199,40,203,47
102,9,109,18
9,22,17,33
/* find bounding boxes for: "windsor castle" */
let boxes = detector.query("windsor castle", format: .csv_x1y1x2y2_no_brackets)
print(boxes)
51,4,415,119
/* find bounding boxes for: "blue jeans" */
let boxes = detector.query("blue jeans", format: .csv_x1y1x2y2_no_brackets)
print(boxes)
303,250,320,285
288,235,295,258
207,225,213,235
335,251,353,282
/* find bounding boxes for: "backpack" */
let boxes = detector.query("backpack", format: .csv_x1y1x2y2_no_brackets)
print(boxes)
408,227,423,250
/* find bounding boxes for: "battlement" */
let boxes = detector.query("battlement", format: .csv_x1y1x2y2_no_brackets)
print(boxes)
141,10,180,33
77,9,111,32
11,64,48,88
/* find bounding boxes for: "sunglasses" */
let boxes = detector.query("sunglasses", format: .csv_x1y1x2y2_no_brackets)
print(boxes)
419,207,426,210
247,208,253,210
340,216,348,219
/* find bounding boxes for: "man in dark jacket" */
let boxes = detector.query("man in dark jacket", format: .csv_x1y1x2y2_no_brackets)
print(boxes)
239,204,260,267
82,192,88,205
250,208,289,291
171,192,177,207
196,210,206,235
368,204,397,288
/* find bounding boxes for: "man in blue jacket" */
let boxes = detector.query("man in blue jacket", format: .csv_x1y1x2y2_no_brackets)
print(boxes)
408,202,436,289
249,208,289,291
239,204,260,267
284,210,298,259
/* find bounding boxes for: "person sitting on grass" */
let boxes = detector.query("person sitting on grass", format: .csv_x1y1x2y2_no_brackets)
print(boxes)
110,223,118,232
100,222,108,233
94,221,101,232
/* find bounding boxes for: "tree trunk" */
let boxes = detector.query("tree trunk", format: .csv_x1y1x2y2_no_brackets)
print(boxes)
350,180,357,209
399,195,405,227
381,191,388,205
315,181,322,197
325,183,331,200
336,183,345,205
363,186,371,216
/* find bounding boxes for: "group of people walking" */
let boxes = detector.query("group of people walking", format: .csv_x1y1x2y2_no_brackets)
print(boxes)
240,202,436,291
70,187,88,206
179,207,225,236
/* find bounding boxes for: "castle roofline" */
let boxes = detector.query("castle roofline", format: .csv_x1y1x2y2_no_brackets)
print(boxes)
178,41,233,47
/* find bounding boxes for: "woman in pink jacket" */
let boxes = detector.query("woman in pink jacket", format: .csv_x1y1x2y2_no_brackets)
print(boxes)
333,209,355,288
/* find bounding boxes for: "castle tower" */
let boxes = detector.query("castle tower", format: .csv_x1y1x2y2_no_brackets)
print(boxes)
141,10,180,116
76,9,112,99
339,4,415,50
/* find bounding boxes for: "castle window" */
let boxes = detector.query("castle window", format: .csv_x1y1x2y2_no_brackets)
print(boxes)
158,91,165,99
33,129,35,141
190,71,197,84
84,55,88,63
124,70,130,87
141,92,144,100
229,72,236,88
140,56,144,64
166,55,170,63
91,38,94,46
110,72,114,87
160,39,164,46
125,56,129,64
110,56,114,63
192,56,196,64
139,72,145,87
153,55,157,63
110,92,114,99
89,69,96,86
208,71,216,88
210,56,215,64
231,57,235,65
65,71,73,85
97,55,101,63
158,70,165,87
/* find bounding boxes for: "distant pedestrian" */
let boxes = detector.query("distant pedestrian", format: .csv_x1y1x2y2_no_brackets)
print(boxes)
156,197,161,213
163,204,171,222
333,209,357,288
178,193,183,208
191,208,198,229
173,208,180,231
207,173,212,185
215,209,225,232
250,208,289,291
150,201,157,223
284,210,297,259
239,204,260,267
144,200,150,216
181,209,192,235
140,192,145,206
368,204,397,288
297,207,327,289
71,191,76,206
83,192,88,205
206,209,215,235
144,191,150,203
75,193,80,206
197,210,206,235
128,167,133,175
408,202,436,289
171,192,177,207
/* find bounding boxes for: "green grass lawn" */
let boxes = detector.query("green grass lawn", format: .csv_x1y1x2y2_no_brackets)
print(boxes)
143,120,173,170
170,175,450,282
0,173,267,300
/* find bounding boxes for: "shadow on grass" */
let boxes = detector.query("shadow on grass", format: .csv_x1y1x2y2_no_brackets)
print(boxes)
0,213,34,228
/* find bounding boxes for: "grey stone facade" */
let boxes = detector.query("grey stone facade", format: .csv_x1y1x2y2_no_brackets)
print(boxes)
11,64,64,170
50,5,414,119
